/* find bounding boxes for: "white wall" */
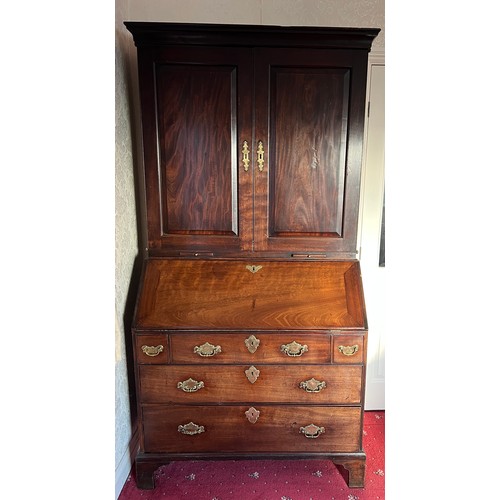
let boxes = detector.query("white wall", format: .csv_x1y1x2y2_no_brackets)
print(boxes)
127,0,385,52
115,0,139,497
115,0,385,496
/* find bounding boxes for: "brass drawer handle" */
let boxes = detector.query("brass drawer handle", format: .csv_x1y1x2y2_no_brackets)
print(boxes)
299,377,327,393
178,422,205,435
242,140,250,172
245,407,260,424
281,341,308,357
194,342,222,357
300,423,325,439
245,335,260,353
338,344,359,356
177,378,205,393
141,345,164,357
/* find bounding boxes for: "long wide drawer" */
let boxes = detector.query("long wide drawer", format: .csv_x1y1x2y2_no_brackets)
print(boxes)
142,405,362,453
170,333,331,364
139,365,362,404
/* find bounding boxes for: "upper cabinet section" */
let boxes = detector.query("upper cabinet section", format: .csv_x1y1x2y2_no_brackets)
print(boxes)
125,23,379,259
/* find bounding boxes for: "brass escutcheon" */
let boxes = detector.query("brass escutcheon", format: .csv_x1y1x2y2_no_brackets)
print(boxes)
245,335,260,353
242,140,250,172
177,378,205,393
141,345,164,357
257,140,265,172
245,365,260,384
300,423,325,439
194,342,222,357
178,422,205,435
281,340,308,357
338,345,359,356
246,264,263,273
245,407,260,424
299,377,327,393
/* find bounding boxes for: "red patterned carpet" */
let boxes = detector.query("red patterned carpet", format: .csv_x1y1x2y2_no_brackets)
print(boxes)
118,411,384,500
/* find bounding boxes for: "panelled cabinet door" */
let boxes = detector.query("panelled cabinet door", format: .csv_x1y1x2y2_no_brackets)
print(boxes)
139,46,254,255
253,48,369,257
138,42,369,258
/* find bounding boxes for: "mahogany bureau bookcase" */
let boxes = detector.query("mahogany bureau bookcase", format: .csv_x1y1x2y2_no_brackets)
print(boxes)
124,22,379,490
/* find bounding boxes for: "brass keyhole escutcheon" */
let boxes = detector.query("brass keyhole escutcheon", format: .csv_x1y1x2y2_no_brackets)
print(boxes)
246,264,262,273
245,407,260,424
245,335,260,353
257,140,265,172
242,140,250,172
245,365,260,384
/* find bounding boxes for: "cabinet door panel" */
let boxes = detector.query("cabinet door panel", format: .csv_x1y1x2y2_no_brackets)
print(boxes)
157,64,236,235
254,49,369,256
138,47,253,255
272,67,349,238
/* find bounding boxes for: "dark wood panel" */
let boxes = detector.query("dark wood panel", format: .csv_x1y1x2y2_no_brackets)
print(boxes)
143,405,362,453
156,64,236,235
140,365,362,404
271,67,349,237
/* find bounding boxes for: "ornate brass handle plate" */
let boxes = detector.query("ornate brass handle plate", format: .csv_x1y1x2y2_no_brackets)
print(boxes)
245,335,260,353
177,378,205,393
178,422,205,435
242,140,250,172
281,341,309,357
141,345,164,357
300,423,325,439
338,344,359,356
245,407,260,424
194,342,222,357
299,377,327,393
257,140,265,172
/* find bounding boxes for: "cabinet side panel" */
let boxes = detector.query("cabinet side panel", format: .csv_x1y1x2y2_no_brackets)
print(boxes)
156,64,237,235
270,68,350,237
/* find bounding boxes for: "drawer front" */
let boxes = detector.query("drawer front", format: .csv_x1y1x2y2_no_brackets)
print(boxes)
333,335,365,364
142,405,361,453
140,365,362,404
170,333,331,364
135,334,169,364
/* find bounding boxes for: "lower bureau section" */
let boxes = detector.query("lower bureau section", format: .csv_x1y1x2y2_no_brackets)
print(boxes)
142,405,362,453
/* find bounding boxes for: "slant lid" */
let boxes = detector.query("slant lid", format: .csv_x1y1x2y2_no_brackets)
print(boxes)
134,259,366,330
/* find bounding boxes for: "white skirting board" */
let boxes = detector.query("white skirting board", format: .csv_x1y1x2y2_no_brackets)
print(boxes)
115,430,140,499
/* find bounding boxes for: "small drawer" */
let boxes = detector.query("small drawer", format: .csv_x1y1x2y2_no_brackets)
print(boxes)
170,333,331,364
139,364,362,404
142,405,362,454
333,335,365,364
135,334,169,364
